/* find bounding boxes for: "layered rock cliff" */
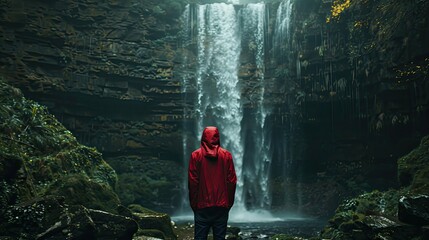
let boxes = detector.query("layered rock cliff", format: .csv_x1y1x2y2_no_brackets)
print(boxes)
0,0,188,212
262,0,429,215
1,0,428,217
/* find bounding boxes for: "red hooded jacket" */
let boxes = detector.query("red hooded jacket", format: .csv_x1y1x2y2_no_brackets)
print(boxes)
188,126,237,211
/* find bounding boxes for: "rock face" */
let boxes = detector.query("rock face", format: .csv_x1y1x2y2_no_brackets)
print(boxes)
0,80,139,239
1,196,139,240
0,0,187,213
398,135,429,191
0,0,428,216
2,196,97,239
399,195,429,226
89,209,139,240
320,135,429,239
270,0,429,215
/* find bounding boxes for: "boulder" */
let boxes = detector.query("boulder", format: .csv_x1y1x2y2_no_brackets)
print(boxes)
225,226,241,239
88,209,138,240
361,215,421,239
0,196,96,239
46,173,121,214
128,204,177,240
0,196,142,240
137,229,166,239
398,195,429,225
398,136,429,191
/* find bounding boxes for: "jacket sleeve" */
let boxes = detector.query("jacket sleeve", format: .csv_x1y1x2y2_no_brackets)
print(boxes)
226,152,237,208
188,152,199,210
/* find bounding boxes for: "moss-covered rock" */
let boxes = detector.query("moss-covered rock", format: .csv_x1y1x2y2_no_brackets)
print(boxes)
0,196,97,239
0,80,120,213
47,174,121,213
398,135,429,193
0,80,140,239
398,195,429,226
137,229,167,239
89,209,139,240
320,135,429,240
129,204,177,240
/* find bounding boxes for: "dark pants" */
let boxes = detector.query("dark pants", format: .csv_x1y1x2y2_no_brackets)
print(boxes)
194,207,229,240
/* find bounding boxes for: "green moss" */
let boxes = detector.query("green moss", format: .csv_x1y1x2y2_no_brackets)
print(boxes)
117,173,152,206
136,229,166,239
47,174,120,213
398,136,429,188
334,189,403,220
410,166,429,194
128,204,158,215
112,157,180,208
129,204,177,240
397,135,429,195
322,135,429,239
28,145,117,189
0,79,120,214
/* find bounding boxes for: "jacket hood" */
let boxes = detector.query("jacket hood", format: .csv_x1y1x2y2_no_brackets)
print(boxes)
201,126,220,159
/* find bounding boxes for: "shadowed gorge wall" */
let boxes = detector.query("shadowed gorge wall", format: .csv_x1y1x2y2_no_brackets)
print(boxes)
1,0,428,217
0,0,189,212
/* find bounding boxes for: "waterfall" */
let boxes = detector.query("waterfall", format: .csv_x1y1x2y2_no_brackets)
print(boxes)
273,0,293,59
272,0,296,211
179,0,295,220
240,3,272,208
194,3,245,206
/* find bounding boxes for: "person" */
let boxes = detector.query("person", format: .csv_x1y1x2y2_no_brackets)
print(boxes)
188,126,237,240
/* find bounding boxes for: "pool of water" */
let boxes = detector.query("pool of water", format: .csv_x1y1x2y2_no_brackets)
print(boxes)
172,214,327,239
232,220,326,239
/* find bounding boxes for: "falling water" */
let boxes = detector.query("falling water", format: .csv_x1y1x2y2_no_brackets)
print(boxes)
179,0,295,219
272,0,296,210
240,3,272,208
273,0,293,59
194,3,245,206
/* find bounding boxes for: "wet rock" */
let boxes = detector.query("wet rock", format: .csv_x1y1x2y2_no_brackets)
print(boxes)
227,226,241,235
128,204,177,240
137,229,166,239
322,213,421,240
0,81,141,239
398,195,429,225
270,234,305,240
361,215,421,239
46,173,121,214
226,226,241,240
0,195,142,240
398,136,429,190
0,196,96,239
118,204,135,218
89,209,138,240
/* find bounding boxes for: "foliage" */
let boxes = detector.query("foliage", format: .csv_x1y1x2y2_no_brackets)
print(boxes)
321,190,396,239
398,135,429,193
46,174,120,213
336,190,402,217
321,135,429,239
0,78,120,214
395,58,429,84
327,0,351,23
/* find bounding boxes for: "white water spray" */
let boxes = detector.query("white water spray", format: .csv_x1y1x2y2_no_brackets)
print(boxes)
194,3,245,206
179,0,296,221
240,3,273,208
274,0,293,58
